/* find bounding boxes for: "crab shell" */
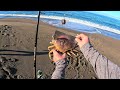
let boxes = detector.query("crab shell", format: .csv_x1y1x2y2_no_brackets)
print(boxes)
51,35,76,53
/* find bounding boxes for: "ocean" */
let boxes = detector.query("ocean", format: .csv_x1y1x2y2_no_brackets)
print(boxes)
0,11,120,40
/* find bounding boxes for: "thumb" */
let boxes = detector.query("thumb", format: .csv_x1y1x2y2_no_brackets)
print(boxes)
52,49,58,56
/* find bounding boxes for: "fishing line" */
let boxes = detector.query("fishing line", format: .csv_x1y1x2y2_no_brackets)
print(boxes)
34,11,41,79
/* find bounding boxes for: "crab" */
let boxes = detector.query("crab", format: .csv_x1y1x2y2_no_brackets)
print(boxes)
48,34,80,60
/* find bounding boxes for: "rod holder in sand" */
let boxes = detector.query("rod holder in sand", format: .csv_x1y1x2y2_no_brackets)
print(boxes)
34,11,41,79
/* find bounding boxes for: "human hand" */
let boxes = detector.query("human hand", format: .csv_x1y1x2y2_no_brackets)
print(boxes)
52,49,66,62
75,33,89,48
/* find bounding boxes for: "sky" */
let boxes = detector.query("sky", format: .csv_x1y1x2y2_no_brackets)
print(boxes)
88,11,120,20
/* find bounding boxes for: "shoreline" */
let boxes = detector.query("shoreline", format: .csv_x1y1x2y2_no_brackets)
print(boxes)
1,17,120,40
40,18,120,40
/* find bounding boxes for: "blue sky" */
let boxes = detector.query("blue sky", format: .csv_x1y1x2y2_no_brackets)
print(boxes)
87,11,120,20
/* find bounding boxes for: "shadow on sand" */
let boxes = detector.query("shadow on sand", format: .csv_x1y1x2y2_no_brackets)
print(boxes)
0,49,48,56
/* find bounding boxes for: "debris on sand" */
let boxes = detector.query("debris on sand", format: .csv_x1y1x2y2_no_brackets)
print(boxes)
37,70,49,79
0,56,20,79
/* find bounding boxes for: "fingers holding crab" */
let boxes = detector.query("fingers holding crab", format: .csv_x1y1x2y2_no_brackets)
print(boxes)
48,33,81,63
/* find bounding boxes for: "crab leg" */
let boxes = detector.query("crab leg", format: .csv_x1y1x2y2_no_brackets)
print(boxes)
66,52,72,57
50,42,53,44
67,53,74,64
49,50,53,60
72,49,80,57
48,45,55,50
74,43,79,48
70,51,77,56
72,49,79,52
66,52,73,60
48,45,55,60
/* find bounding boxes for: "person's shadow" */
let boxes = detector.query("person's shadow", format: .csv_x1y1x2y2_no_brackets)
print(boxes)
0,49,49,56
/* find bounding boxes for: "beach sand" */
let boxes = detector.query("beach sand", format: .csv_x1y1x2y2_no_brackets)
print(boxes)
0,18,120,79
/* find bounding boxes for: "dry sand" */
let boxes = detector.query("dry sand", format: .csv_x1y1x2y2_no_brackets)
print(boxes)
0,18,120,79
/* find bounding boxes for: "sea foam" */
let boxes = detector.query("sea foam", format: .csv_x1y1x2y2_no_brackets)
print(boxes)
0,14,120,35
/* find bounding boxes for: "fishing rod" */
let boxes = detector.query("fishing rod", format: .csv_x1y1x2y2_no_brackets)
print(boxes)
34,11,41,79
